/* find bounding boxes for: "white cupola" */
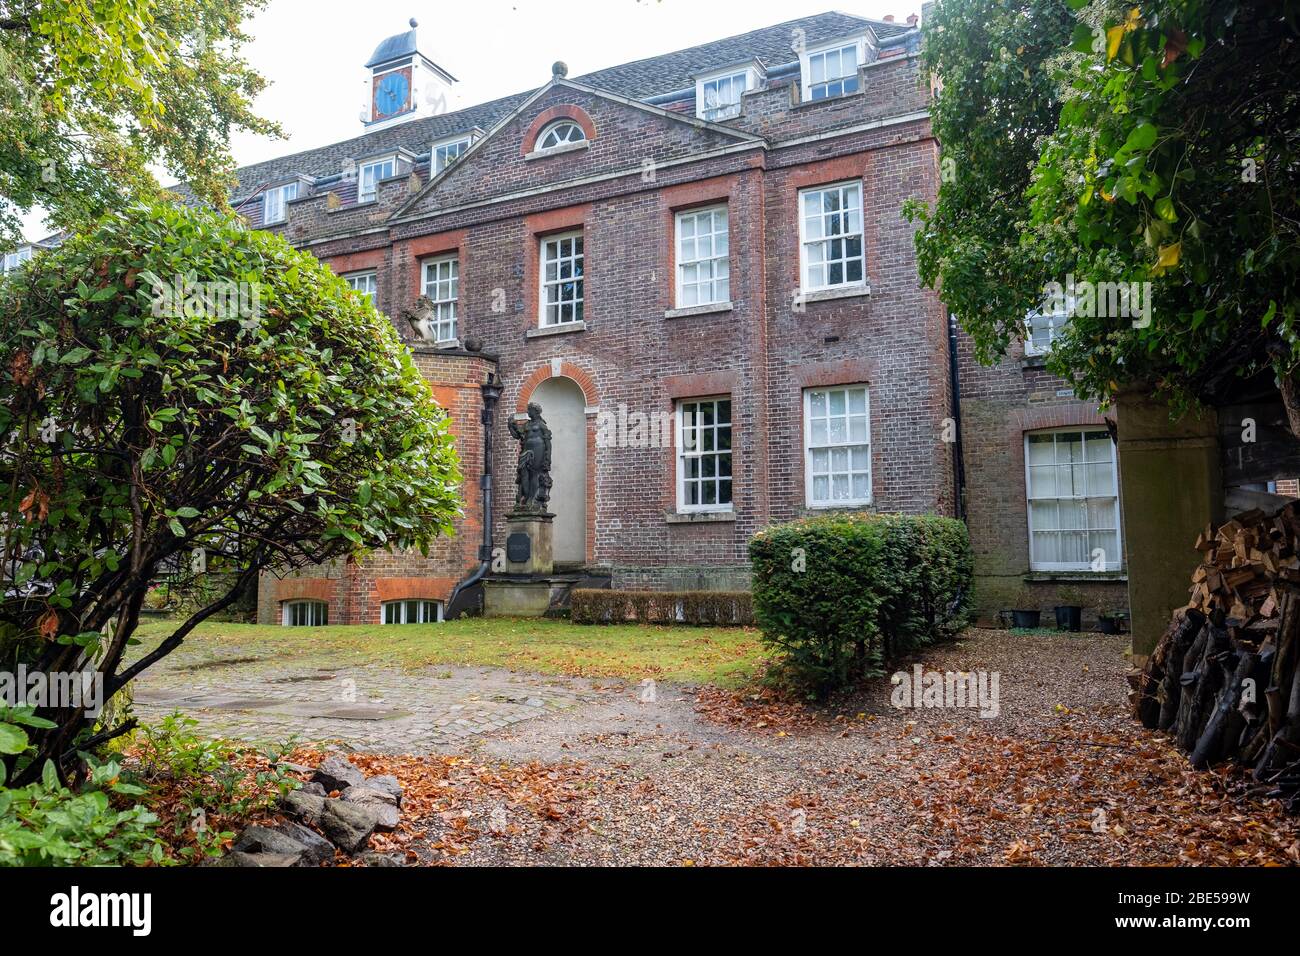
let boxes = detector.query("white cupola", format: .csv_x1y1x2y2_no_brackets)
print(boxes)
361,18,459,131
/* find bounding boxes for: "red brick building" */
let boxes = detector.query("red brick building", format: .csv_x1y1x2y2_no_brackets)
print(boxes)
245,11,1126,627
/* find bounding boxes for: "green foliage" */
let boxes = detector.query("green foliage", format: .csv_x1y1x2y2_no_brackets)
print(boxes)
748,513,973,698
1027,0,1300,413
570,589,754,626
0,0,281,245
132,713,299,860
904,0,1079,365
0,201,461,783
913,0,1300,418
0,758,165,866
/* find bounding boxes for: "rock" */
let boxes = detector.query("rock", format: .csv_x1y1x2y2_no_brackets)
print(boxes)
311,755,366,792
282,789,326,825
319,798,382,853
365,774,404,805
342,786,399,831
275,761,315,775
233,822,333,866
300,781,327,797
359,851,404,867
208,850,303,868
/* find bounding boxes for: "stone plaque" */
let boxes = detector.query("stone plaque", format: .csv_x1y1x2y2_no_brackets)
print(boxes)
506,532,532,564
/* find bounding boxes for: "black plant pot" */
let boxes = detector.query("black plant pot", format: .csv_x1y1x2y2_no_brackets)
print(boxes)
1054,605,1082,632
1011,609,1041,629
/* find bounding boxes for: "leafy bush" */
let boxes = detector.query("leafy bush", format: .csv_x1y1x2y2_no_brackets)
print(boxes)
0,759,165,867
0,201,460,784
748,513,972,697
132,713,300,861
570,589,753,626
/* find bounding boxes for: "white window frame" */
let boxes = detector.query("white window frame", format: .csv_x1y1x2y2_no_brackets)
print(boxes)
675,396,733,513
262,182,298,225
798,181,866,292
695,67,757,121
432,135,473,175
539,231,584,327
381,599,443,624
674,205,730,308
536,121,586,151
282,600,328,627
421,254,459,344
803,385,871,508
1024,294,1076,356
358,156,397,203
345,271,378,303
2,246,32,274
1025,427,1123,572
800,35,866,101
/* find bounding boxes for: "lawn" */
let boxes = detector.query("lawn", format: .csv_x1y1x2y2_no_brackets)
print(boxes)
130,615,767,686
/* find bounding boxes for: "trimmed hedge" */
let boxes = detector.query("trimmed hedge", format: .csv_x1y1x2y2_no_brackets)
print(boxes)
748,512,972,696
570,589,754,626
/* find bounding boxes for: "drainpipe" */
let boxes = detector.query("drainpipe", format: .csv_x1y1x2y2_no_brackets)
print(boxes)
947,313,967,521
446,371,503,619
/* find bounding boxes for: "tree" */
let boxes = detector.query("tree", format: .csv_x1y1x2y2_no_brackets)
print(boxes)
0,0,280,246
904,0,1079,365
0,203,461,785
1027,0,1300,426
911,0,1300,427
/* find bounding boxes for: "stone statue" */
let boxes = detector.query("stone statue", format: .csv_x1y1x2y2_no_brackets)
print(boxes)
508,402,553,513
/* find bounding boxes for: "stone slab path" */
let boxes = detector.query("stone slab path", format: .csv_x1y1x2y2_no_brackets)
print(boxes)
132,646,601,752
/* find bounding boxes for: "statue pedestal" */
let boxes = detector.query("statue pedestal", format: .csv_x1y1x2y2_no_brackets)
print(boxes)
502,510,554,576
484,511,558,617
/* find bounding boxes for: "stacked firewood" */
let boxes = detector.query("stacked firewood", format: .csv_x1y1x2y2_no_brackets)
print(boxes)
1133,504,1300,813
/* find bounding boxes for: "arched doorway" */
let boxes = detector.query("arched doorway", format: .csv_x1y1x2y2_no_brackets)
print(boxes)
530,376,587,564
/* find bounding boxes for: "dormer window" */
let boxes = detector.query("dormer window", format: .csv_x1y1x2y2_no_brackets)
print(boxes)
262,182,298,225
801,36,868,101
694,64,761,121
358,156,397,202
536,121,586,151
432,135,472,175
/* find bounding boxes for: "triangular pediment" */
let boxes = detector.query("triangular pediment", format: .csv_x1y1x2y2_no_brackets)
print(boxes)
392,79,763,221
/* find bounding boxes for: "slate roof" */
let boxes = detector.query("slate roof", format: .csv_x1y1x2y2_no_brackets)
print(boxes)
366,27,419,68
223,11,915,206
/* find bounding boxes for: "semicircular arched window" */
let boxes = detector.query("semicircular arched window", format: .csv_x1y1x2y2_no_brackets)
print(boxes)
536,120,587,151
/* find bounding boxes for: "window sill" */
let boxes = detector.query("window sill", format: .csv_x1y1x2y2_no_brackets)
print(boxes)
665,301,733,320
526,321,587,339
794,88,864,110
798,283,871,304
524,141,590,161
1023,571,1128,583
664,510,735,524
1020,353,1049,369
803,502,872,514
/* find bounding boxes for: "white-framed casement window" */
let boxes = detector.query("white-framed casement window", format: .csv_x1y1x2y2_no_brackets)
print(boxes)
676,397,733,511
804,385,871,507
539,231,584,326
1024,295,1075,356
382,599,443,624
432,136,472,174
357,156,397,202
798,181,865,292
1025,428,1123,571
421,255,459,343
282,600,328,627
802,38,863,100
345,271,378,303
675,206,729,308
262,182,298,225
2,246,32,274
536,121,586,151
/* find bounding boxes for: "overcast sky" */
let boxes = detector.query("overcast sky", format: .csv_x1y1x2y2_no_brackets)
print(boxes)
19,0,912,241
